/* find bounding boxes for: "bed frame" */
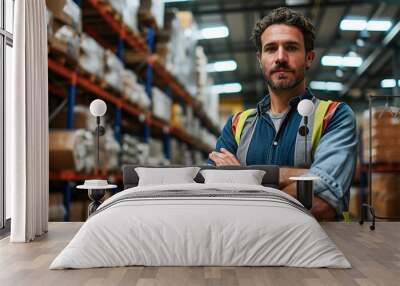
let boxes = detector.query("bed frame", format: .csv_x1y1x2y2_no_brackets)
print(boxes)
122,165,280,190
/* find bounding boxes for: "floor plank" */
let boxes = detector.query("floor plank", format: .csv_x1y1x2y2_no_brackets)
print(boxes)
0,222,399,286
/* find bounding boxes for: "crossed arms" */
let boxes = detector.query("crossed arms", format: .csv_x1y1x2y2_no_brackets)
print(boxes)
209,148,336,220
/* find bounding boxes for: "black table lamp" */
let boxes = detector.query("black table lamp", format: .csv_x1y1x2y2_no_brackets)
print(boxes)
77,99,116,216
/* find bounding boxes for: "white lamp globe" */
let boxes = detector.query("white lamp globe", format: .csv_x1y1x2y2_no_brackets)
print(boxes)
297,99,315,117
90,99,107,117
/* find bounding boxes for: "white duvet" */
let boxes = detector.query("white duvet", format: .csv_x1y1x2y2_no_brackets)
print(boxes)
50,183,351,269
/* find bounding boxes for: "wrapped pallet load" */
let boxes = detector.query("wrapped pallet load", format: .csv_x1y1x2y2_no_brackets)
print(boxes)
47,0,81,60
152,87,172,122
98,129,121,172
104,50,124,92
170,139,192,165
121,134,150,165
110,0,140,32
79,33,105,78
195,47,208,102
165,11,198,95
122,70,151,110
148,139,169,165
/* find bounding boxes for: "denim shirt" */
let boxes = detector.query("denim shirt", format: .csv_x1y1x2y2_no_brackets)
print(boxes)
209,89,358,215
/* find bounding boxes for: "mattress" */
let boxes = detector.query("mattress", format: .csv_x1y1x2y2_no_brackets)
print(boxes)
50,183,351,269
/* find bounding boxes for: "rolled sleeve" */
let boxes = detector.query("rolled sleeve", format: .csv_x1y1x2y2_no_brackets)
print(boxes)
308,103,358,215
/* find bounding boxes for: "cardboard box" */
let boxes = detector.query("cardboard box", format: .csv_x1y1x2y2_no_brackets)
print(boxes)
69,200,88,222
363,148,400,163
49,192,65,222
47,0,82,33
49,131,78,171
50,106,93,130
349,187,370,219
46,0,66,18
372,173,400,217
362,108,400,163
49,130,93,172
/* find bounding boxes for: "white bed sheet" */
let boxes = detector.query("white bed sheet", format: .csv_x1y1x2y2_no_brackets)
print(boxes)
50,183,351,269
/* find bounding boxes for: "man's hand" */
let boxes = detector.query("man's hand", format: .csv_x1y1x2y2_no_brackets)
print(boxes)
311,197,336,220
280,167,336,220
208,148,240,166
282,182,336,220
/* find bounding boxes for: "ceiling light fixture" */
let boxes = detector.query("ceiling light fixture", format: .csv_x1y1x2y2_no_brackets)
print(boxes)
340,18,392,32
310,81,343,91
380,79,400,88
212,83,242,94
321,55,363,67
200,26,229,39
206,60,237,72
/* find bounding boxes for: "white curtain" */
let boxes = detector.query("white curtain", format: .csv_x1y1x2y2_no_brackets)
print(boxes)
7,0,49,242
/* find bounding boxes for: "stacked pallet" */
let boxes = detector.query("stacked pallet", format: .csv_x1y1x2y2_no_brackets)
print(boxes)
372,173,400,217
49,105,120,173
109,0,140,32
104,50,124,93
152,87,172,122
121,134,150,165
47,0,81,61
122,70,150,110
362,107,400,163
79,33,105,78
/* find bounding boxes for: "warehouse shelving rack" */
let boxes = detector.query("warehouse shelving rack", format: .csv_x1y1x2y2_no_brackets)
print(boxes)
82,0,220,135
48,0,219,220
48,59,214,154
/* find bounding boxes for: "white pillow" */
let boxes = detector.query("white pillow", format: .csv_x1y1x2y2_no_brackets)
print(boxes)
135,167,200,186
200,169,266,185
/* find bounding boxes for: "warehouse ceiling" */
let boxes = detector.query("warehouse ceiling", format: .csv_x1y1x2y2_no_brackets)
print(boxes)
165,0,400,107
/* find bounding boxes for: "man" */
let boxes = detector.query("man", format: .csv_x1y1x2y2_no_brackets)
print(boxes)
208,7,357,220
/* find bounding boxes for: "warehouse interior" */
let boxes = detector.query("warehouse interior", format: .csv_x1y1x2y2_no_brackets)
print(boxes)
2,0,400,230
2,0,400,284
43,0,400,223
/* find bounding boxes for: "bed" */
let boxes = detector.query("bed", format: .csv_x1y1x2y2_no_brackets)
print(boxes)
50,165,351,269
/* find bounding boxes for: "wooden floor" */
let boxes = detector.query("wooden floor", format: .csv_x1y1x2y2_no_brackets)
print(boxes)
0,222,399,286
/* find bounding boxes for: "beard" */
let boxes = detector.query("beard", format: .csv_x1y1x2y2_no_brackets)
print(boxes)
266,73,304,90
264,61,306,91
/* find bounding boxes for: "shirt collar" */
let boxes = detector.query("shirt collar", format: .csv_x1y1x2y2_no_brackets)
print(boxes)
257,87,314,115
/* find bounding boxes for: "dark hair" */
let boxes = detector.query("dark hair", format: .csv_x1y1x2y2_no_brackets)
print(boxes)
251,7,315,53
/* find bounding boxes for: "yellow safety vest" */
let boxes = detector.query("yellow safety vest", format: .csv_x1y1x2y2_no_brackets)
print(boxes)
231,100,349,221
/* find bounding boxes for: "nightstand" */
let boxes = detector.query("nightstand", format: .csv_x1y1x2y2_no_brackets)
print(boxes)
77,180,117,216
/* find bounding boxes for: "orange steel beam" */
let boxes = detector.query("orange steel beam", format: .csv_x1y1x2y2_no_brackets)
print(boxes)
49,170,122,182
88,0,149,53
49,58,149,120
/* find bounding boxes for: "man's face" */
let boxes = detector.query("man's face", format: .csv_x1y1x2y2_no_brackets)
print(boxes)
257,24,315,91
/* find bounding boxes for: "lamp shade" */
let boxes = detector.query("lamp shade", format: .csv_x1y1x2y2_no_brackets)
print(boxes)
297,99,315,117
90,99,107,117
